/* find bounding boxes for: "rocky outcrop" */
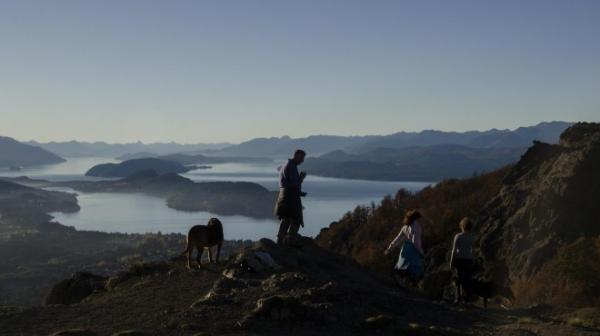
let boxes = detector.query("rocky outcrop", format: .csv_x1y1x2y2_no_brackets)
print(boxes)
45,272,107,305
475,123,600,305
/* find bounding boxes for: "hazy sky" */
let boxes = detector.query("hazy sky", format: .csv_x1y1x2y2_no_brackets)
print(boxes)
1,1,599,143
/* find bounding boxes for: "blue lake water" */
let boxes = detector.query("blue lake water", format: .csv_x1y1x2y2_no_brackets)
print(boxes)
2,158,431,240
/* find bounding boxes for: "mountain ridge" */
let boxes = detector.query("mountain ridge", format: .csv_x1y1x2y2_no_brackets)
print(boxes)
0,136,65,168
26,140,231,158
18,122,572,160
302,144,525,181
211,121,572,158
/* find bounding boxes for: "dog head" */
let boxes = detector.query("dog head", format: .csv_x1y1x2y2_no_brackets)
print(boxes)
207,217,224,242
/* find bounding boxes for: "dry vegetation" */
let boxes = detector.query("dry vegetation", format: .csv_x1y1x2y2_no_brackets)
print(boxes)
316,166,511,273
512,236,600,307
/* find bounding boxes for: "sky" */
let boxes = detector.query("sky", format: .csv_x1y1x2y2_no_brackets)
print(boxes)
1,0,599,144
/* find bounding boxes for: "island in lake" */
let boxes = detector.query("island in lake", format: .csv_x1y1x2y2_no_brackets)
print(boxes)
85,158,197,177
9,170,277,219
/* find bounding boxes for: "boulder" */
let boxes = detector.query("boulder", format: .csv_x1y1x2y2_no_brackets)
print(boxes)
45,272,107,305
239,295,335,328
254,295,307,321
422,270,452,300
261,272,306,291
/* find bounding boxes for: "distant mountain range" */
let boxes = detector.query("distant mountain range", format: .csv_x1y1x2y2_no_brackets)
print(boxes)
4,122,572,183
0,136,65,168
208,121,572,158
199,122,570,182
117,152,273,164
20,122,571,160
26,140,231,158
302,145,525,181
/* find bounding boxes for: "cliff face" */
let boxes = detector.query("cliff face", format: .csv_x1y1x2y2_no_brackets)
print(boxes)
476,123,600,305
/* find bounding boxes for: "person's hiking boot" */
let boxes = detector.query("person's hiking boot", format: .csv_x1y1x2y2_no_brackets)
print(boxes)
392,274,409,291
283,233,303,248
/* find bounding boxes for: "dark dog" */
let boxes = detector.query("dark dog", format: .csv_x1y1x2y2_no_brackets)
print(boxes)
183,218,224,269
463,277,513,308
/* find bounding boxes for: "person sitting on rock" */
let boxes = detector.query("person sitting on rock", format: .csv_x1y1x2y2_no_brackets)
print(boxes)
384,209,426,287
274,149,307,245
449,217,475,303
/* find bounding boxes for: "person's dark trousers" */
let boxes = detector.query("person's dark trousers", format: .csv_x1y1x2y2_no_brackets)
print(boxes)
277,217,300,244
453,258,474,302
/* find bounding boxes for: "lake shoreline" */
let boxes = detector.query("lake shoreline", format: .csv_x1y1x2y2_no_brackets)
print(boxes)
1,158,431,240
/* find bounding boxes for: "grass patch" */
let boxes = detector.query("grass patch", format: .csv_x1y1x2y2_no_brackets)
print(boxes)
559,307,600,328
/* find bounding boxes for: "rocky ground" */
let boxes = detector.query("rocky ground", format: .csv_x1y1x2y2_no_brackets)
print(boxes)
1,237,598,336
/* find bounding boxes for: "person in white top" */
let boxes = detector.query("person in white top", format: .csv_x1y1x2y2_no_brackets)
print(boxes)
385,214,424,256
384,210,429,286
449,217,475,303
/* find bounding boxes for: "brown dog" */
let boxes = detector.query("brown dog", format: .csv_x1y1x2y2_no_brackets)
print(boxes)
183,218,224,269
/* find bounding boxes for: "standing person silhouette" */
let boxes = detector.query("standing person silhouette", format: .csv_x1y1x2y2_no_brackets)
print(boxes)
450,217,475,303
274,149,307,245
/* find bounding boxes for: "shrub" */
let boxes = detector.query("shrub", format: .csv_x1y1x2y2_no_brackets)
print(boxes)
316,166,511,273
513,237,600,306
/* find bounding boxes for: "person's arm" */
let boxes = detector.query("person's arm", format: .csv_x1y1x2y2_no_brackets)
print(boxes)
449,234,458,269
385,228,406,254
278,164,286,187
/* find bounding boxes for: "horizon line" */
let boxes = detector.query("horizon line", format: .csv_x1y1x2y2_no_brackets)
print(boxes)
5,120,575,146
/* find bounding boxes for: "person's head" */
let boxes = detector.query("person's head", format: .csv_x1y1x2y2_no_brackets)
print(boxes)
403,210,422,226
459,217,473,232
293,149,306,165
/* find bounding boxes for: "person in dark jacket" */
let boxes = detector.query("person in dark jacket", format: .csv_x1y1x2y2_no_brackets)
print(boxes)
274,149,307,244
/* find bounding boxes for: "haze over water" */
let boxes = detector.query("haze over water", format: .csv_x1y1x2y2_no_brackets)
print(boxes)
3,157,430,240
